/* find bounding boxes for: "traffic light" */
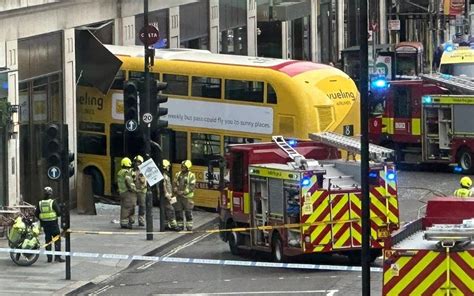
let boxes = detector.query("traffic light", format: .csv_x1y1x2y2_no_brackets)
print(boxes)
155,81,168,130
123,80,139,126
44,123,62,169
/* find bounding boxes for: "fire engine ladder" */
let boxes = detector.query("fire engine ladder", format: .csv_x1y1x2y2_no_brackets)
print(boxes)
309,132,395,162
272,136,313,169
421,73,474,94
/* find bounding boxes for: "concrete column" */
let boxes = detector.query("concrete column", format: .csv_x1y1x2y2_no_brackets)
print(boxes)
6,40,19,205
121,15,136,46
209,0,219,53
169,7,180,48
311,0,320,62
63,28,77,205
337,0,344,59
247,0,257,56
282,21,289,59
379,0,387,44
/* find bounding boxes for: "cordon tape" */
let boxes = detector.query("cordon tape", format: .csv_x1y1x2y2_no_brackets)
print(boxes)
0,247,383,273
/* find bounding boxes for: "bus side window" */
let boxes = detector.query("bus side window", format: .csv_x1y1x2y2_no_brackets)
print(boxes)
78,133,106,155
225,79,264,103
172,131,187,164
267,84,277,104
224,136,260,153
191,76,221,99
191,133,221,166
110,124,124,157
110,70,125,90
163,74,189,96
129,71,160,80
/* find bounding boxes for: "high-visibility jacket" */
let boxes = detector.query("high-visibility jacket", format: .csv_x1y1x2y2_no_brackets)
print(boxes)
163,172,173,199
453,188,473,198
175,170,196,198
117,168,136,194
38,199,57,221
134,169,147,193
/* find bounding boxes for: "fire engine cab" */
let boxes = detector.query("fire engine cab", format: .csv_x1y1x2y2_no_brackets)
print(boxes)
218,133,400,263
383,197,474,295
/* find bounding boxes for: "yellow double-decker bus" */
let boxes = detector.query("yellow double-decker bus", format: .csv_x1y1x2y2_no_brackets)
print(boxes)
77,45,360,208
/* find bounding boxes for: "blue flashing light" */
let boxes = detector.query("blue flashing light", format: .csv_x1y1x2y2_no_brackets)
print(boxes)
369,171,378,178
371,78,388,89
422,96,432,104
454,166,463,173
1,81,7,90
445,44,454,52
386,171,396,181
301,177,311,186
288,139,297,147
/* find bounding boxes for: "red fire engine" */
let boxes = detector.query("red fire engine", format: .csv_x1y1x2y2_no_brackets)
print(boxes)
369,74,474,173
382,197,474,295
217,133,400,263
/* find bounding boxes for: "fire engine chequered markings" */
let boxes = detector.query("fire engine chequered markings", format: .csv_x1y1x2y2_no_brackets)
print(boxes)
0,247,384,273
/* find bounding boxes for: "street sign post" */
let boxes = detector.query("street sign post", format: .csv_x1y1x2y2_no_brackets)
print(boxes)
138,158,163,187
142,113,153,124
47,166,61,180
125,119,138,132
139,25,160,46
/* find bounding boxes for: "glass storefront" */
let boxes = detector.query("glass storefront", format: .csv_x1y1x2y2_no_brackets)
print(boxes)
220,0,248,55
0,71,8,206
180,1,209,49
18,32,63,205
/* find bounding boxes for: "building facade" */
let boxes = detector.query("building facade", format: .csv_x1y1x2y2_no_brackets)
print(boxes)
1,0,460,206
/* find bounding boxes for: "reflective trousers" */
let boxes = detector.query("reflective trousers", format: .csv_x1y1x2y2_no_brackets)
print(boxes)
174,196,194,230
163,198,177,229
136,191,146,225
43,221,61,261
120,191,136,226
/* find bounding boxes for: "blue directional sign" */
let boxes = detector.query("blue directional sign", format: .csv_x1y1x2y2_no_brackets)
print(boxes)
126,119,138,132
47,166,61,180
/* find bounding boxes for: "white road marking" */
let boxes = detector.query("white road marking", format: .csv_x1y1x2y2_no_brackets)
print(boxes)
137,233,212,270
88,284,114,295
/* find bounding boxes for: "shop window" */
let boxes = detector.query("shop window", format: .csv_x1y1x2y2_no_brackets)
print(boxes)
173,131,188,163
78,132,106,155
224,136,260,153
110,70,125,90
192,76,221,99
267,84,277,104
225,80,263,103
191,133,221,166
163,74,189,96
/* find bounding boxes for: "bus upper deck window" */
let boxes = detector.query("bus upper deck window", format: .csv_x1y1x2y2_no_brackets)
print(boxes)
192,76,221,99
225,79,263,103
129,71,159,80
163,74,189,96
267,84,277,104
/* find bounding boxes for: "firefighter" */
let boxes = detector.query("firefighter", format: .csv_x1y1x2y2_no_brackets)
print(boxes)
453,176,474,198
35,187,65,263
133,155,147,226
162,159,177,230
117,157,137,229
173,160,196,231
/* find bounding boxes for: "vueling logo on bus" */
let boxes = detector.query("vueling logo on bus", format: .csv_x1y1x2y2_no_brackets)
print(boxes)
327,90,356,105
77,92,104,111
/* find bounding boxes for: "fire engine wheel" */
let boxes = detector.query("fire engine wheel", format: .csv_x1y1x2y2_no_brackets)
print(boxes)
228,231,241,256
458,149,474,173
272,235,287,263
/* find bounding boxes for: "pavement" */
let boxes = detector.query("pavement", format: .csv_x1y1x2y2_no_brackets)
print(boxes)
0,203,217,296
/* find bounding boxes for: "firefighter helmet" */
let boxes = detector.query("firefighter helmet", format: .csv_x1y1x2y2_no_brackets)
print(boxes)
460,176,472,188
121,157,132,168
134,155,144,163
181,160,192,169
162,159,171,169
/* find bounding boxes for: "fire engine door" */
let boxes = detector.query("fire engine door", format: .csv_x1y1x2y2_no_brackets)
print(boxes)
250,176,269,246
391,87,412,136
329,191,352,249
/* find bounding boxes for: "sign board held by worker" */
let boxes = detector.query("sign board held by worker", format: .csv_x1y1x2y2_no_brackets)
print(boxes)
138,158,163,187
